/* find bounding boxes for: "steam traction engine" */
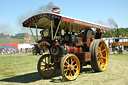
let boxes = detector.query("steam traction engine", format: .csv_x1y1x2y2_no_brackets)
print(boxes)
23,9,109,81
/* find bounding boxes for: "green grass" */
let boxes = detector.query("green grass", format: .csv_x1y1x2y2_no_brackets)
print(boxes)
0,36,41,45
0,38,9,45
0,53,128,85
0,38,24,45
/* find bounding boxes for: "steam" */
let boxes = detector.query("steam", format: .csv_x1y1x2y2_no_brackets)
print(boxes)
96,18,118,29
17,2,57,33
107,18,118,28
0,23,14,35
36,2,57,14
96,20,106,26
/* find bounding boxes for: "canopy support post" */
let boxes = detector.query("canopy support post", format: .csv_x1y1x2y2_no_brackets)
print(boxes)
69,23,71,34
54,21,61,39
51,21,53,40
84,27,86,37
29,26,36,42
35,23,38,41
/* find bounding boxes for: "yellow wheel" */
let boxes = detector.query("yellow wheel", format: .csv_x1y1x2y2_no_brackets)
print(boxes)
60,54,80,81
90,39,108,72
37,54,56,78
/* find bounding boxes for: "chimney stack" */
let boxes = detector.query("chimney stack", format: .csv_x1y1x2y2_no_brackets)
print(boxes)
52,7,61,14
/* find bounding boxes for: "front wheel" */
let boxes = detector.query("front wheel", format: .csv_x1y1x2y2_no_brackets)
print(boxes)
60,54,80,81
37,54,56,78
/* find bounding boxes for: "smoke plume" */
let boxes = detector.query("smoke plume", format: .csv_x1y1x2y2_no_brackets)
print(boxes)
96,20,106,26
107,18,118,28
17,2,57,34
36,2,57,14
0,23,14,35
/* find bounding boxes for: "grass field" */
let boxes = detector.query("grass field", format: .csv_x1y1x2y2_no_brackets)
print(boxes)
0,53,128,85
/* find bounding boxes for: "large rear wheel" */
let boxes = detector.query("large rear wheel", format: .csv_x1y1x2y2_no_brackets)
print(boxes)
60,54,80,81
37,54,56,78
90,39,108,72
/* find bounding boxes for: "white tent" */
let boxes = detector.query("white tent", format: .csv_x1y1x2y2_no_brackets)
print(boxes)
18,44,34,50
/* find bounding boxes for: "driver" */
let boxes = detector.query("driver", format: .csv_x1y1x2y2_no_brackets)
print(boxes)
95,29,106,39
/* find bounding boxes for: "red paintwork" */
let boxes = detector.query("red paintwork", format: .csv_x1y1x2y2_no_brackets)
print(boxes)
23,13,110,30
4,43,25,49
67,46,82,53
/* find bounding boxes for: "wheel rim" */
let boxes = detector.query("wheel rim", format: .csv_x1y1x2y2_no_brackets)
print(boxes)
62,55,80,80
97,41,108,71
39,55,56,78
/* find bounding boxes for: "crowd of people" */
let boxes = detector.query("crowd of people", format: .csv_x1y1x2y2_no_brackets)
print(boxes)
0,48,17,54
0,48,32,55
108,43,124,54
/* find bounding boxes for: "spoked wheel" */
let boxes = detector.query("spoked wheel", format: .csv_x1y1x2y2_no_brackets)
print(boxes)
90,39,108,72
37,54,56,78
60,54,80,81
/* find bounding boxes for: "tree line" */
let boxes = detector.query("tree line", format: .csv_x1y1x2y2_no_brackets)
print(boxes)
103,28,128,38
0,33,27,39
0,28,128,39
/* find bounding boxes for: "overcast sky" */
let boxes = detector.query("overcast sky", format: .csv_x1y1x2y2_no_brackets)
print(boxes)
0,0,128,35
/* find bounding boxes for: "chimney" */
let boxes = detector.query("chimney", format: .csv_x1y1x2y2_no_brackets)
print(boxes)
52,7,61,14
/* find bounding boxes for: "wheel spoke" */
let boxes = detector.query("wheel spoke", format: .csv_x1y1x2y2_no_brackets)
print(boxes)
102,57,106,60
71,58,72,64
64,65,67,67
101,48,106,53
41,60,46,64
71,60,74,65
51,64,54,67
41,67,46,71
97,50,100,54
65,60,69,65
47,57,49,63
100,44,102,48
98,47,101,51
73,69,75,74
40,65,45,67
64,68,69,71
47,69,48,75
74,68,78,70
70,71,72,77
74,64,77,67
65,71,68,75
69,70,72,77
45,58,47,64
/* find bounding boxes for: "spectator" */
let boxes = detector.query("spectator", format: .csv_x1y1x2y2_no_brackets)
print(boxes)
118,44,123,54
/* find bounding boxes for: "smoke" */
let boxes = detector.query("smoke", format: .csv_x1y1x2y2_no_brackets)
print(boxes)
107,18,118,28
17,2,57,34
0,23,14,35
36,2,57,14
96,20,106,26
96,18,118,29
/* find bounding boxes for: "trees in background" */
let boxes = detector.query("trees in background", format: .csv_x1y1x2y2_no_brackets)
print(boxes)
0,28,128,39
103,28,128,38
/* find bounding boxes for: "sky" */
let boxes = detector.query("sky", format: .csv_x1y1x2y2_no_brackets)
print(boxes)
0,0,128,35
